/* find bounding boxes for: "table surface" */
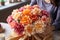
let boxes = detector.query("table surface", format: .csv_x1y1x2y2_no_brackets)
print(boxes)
0,22,60,40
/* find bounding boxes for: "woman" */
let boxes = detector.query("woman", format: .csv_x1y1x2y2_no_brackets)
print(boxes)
30,0,60,30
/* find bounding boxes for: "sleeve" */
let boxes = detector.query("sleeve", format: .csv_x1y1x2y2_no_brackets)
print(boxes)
30,0,37,6
52,6,60,30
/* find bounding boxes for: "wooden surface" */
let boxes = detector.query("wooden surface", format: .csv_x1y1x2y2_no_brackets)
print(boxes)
0,22,60,40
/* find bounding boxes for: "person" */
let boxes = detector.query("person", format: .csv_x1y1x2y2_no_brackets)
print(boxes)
30,0,60,30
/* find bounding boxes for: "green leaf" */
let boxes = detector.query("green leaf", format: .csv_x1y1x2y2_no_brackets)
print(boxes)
18,20,20,23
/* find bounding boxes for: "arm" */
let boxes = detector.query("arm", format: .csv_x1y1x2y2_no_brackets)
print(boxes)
30,0,37,6
52,6,60,30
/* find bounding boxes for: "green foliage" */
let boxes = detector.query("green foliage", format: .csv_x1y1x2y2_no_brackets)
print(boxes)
0,0,5,2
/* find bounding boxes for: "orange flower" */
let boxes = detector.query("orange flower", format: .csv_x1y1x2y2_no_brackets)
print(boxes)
35,23,42,30
22,9,31,16
25,25,33,34
20,15,32,25
27,26,33,34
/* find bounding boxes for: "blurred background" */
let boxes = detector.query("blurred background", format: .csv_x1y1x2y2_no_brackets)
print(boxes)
0,0,30,6
0,0,30,22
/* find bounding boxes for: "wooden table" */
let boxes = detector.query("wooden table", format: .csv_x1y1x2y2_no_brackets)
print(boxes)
0,22,60,40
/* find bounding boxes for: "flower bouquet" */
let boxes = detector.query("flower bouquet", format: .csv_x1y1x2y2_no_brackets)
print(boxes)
6,5,53,40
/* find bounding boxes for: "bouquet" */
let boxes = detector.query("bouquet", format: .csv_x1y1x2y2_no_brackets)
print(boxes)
7,5,53,40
